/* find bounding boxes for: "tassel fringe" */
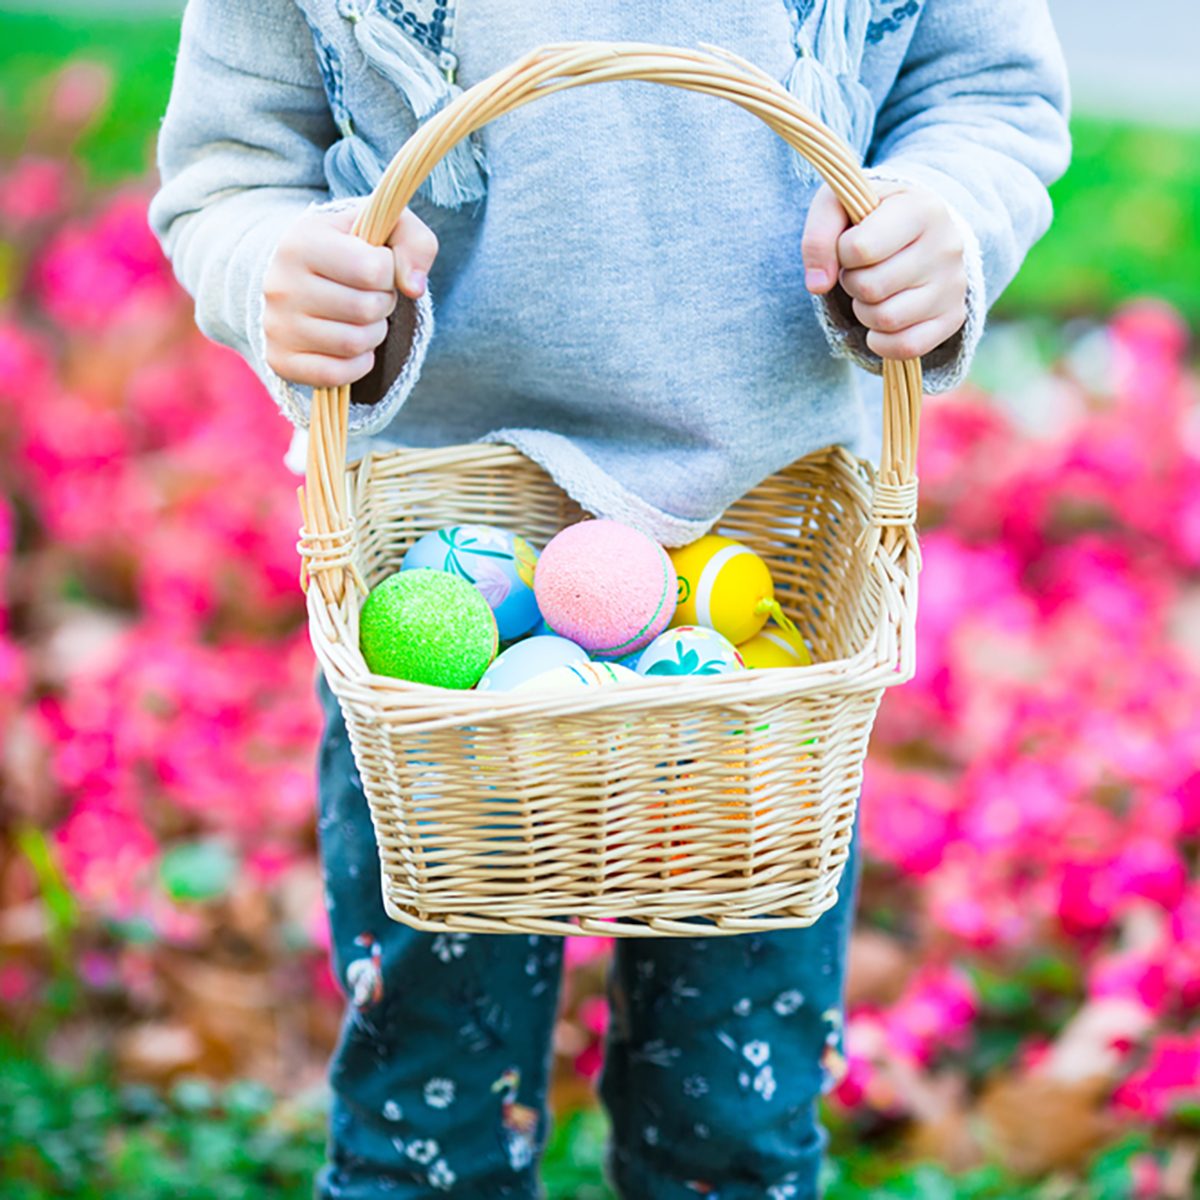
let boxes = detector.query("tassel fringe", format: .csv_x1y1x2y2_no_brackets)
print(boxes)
783,0,875,184
344,2,487,209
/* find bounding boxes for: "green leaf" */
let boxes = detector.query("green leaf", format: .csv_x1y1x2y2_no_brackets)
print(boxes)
159,839,238,902
13,825,78,957
1169,1097,1200,1128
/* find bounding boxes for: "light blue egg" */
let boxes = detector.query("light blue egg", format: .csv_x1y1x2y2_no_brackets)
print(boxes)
607,648,645,671
402,524,541,642
636,625,746,678
476,635,589,693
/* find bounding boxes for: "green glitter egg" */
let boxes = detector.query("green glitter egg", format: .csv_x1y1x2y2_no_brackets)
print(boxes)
359,568,498,688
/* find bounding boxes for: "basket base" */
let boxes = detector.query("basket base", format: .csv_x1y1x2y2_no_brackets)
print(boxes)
381,889,842,937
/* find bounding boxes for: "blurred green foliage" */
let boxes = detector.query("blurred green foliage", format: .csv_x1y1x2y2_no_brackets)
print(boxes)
0,1041,325,1200
0,11,1197,323
0,1038,1160,1198
999,119,1200,325
0,10,180,182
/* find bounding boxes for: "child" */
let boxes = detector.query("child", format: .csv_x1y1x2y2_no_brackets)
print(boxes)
150,2,1069,1196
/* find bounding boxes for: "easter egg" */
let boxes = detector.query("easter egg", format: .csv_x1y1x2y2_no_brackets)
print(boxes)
534,519,676,659
610,648,646,671
476,635,590,693
636,626,746,678
512,660,642,693
359,568,498,688
668,535,775,645
738,626,813,669
402,524,541,641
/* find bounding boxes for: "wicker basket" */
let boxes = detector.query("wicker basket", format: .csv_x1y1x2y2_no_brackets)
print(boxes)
298,42,923,937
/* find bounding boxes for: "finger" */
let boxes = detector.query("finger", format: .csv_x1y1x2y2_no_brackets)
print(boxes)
285,315,390,360
268,349,377,390
389,208,439,298
840,242,934,306
293,274,397,325
837,191,928,270
865,312,965,361
851,285,944,336
318,201,366,234
800,185,851,294
304,227,395,291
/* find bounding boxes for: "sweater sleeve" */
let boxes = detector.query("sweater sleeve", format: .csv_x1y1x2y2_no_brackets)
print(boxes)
148,0,431,436
815,0,1071,392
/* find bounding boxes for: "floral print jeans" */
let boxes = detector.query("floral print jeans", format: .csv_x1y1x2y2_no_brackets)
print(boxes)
315,680,860,1200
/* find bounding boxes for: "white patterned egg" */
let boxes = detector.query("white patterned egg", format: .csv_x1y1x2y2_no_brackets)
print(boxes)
512,660,642,693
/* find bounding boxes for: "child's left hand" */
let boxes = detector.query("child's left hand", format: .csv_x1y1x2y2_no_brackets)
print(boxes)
801,181,968,361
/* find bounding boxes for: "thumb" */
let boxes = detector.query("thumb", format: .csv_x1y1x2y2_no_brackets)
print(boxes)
801,184,851,295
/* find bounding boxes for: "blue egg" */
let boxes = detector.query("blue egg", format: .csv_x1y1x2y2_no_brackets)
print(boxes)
636,625,746,678
475,635,590,693
402,524,541,641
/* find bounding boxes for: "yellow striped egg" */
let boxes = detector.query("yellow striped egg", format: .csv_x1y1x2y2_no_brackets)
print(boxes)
667,535,774,646
738,626,813,669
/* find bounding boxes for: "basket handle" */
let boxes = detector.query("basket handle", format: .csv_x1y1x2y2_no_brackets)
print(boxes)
299,42,922,604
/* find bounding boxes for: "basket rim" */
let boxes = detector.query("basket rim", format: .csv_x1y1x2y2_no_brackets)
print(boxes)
306,443,919,733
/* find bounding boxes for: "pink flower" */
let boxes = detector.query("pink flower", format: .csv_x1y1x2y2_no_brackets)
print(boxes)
46,61,113,132
33,191,178,333
1108,837,1187,912
1128,1153,1165,1200
1088,946,1170,1015
881,963,978,1066
0,156,71,227
53,800,158,921
579,995,610,1036
860,761,957,875
1057,857,1120,937
1172,771,1200,838
565,936,613,970
0,961,36,1005
1111,1032,1200,1121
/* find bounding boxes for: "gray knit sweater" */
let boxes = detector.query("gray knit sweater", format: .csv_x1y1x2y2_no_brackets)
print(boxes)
149,0,1070,545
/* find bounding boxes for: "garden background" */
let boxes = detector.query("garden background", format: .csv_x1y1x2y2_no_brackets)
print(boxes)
1,2,1198,1197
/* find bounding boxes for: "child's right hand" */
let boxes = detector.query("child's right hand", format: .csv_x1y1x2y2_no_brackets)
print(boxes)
263,204,438,389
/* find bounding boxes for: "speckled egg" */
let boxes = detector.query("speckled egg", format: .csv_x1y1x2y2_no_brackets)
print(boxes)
636,626,746,678
359,568,498,688
476,635,590,693
402,524,541,641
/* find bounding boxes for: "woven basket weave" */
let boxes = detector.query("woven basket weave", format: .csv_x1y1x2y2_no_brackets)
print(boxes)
298,42,923,937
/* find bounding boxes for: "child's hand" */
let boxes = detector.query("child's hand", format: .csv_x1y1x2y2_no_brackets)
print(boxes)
263,204,438,389
801,181,967,361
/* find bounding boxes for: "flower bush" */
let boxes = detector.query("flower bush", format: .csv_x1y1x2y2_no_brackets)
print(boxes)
0,61,1197,1198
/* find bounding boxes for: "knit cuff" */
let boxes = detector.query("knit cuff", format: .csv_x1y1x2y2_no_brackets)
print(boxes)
253,195,434,437
811,168,985,395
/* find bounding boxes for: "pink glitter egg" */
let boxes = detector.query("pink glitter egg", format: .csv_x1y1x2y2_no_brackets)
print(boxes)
534,519,677,659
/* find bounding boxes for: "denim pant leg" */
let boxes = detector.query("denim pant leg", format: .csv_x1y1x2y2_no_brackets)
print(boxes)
314,680,564,1199
599,825,862,1200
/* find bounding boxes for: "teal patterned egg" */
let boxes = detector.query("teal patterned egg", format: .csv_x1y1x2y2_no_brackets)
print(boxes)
635,625,746,678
